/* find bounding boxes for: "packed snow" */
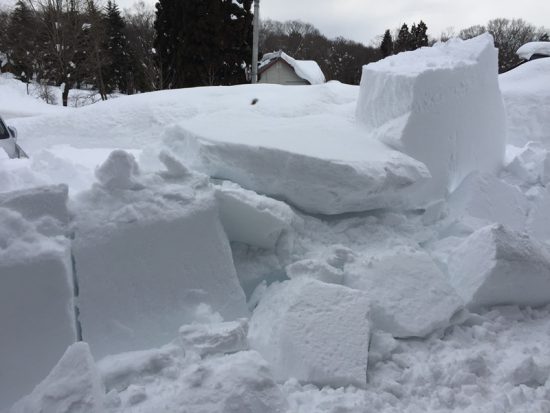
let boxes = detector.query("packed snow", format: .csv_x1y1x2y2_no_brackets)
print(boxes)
2,33,550,413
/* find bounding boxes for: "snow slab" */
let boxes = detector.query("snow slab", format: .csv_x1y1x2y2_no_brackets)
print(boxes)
9,342,105,413
72,151,248,358
0,207,76,410
448,171,528,232
178,318,249,357
356,34,506,199
215,180,297,249
516,42,550,60
248,277,370,388
343,246,464,338
500,58,550,147
448,224,550,309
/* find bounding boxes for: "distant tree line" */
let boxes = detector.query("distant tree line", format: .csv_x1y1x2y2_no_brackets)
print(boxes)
380,21,429,58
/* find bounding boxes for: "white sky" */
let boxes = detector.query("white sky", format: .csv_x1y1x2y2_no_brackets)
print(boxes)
1,0,548,45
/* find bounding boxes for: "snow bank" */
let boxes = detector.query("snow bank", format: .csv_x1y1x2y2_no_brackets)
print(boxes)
248,278,370,388
215,181,297,249
72,151,248,358
500,58,550,147
516,42,550,60
9,342,105,413
344,247,463,337
448,224,550,309
0,207,75,409
179,318,249,357
356,34,506,199
448,172,528,231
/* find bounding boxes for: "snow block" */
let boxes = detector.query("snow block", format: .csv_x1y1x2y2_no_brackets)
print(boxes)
179,318,249,356
357,34,506,199
248,278,370,388
504,142,550,186
72,151,248,358
448,224,550,309
9,342,105,413
527,190,550,243
215,181,297,249
344,247,463,338
0,208,76,410
448,172,528,232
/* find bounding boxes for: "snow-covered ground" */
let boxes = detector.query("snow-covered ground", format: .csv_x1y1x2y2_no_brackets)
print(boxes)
2,35,550,413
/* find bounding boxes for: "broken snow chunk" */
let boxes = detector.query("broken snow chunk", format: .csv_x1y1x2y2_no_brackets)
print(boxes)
158,150,190,179
504,142,550,186
357,34,505,199
248,278,370,388
95,149,142,190
527,189,550,243
448,172,528,232
286,259,344,284
179,318,249,356
344,247,463,338
448,224,550,309
10,342,105,413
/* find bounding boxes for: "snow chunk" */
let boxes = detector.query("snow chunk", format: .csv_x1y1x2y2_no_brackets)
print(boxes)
516,42,550,60
10,342,105,413
95,150,142,190
215,181,297,249
73,152,248,358
448,224,550,309
448,172,528,232
344,247,463,337
0,208,75,410
357,34,506,199
286,259,344,284
504,142,550,186
248,278,370,388
178,318,249,356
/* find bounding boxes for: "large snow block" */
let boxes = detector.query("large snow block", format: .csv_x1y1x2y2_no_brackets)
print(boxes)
356,34,506,199
10,342,105,413
527,190,550,243
72,151,248,359
248,278,370,388
448,224,550,309
344,247,463,338
0,208,75,410
448,172,528,232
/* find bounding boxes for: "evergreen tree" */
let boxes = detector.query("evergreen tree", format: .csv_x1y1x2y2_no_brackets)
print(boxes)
154,0,252,88
415,21,429,49
104,1,130,93
5,1,36,83
394,23,411,53
380,29,394,58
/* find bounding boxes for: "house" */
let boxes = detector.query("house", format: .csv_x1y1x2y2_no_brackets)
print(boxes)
516,41,550,62
258,51,325,85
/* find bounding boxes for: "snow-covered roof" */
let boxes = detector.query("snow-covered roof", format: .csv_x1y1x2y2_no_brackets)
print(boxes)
259,51,325,85
516,42,550,60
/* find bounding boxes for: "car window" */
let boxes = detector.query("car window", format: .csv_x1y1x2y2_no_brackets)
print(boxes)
0,118,10,139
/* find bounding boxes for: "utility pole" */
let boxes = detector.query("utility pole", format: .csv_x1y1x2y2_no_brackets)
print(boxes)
251,0,260,83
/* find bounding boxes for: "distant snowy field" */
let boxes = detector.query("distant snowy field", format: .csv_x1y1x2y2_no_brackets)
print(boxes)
2,35,550,413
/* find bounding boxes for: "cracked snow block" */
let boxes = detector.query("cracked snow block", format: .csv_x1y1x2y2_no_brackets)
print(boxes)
344,247,464,338
0,207,76,410
448,171,528,232
357,34,506,201
248,278,370,388
73,151,248,359
10,342,105,413
448,224,550,309
179,318,249,356
527,189,550,243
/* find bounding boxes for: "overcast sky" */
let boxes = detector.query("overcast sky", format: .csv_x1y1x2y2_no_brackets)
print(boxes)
1,0,548,45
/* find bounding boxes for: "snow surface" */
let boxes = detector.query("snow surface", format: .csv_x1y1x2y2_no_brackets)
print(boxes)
259,51,326,85
516,41,550,60
4,33,550,413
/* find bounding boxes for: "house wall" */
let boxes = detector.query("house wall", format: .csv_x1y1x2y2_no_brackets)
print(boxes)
259,61,309,85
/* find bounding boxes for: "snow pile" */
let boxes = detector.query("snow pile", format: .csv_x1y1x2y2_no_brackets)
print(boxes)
500,58,550,147
249,278,370,388
259,51,326,84
0,189,75,409
356,34,505,199
9,343,105,413
448,224,550,309
516,41,550,60
72,151,248,358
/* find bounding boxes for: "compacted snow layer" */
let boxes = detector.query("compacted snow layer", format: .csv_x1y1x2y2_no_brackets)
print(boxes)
72,151,248,358
0,194,75,409
357,34,506,199
448,224,550,309
9,343,105,413
248,278,370,388
500,58,550,147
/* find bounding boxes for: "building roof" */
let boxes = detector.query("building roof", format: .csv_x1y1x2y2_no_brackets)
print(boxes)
258,51,325,85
